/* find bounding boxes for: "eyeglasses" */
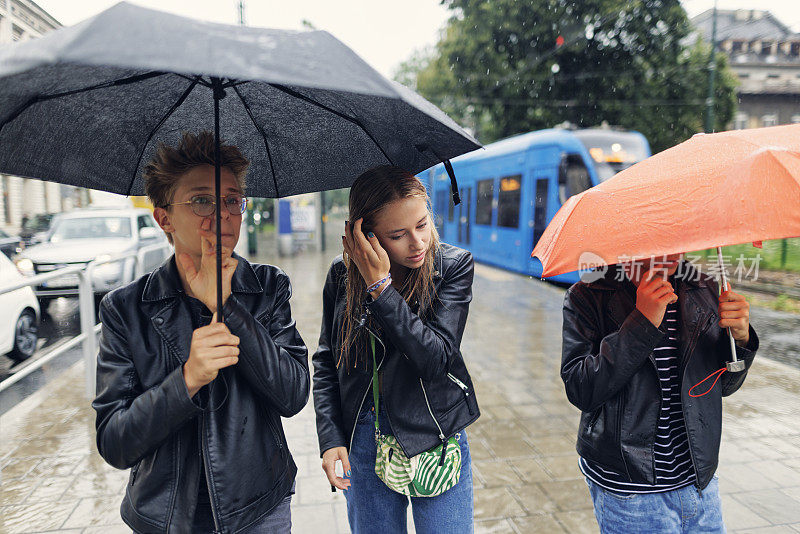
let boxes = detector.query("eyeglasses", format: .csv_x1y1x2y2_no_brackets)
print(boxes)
167,194,248,217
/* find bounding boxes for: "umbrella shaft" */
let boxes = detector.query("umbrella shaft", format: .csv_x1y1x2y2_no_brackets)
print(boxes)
214,78,224,323
716,246,738,363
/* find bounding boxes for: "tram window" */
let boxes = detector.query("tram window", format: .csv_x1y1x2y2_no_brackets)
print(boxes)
448,190,454,222
435,193,447,229
475,179,494,225
497,175,521,228
558,154,592,204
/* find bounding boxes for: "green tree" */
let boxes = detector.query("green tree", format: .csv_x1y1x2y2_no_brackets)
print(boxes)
396,0,737,152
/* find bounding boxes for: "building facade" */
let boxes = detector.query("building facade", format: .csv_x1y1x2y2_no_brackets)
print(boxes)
0,0,85,233
692,9,800,130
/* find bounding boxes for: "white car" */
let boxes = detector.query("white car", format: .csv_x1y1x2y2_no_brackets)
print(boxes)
0,252,40,362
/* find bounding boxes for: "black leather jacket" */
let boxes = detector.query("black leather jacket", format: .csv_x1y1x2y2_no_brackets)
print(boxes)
561,263,758,490
313,243,480,459
93,255,309,533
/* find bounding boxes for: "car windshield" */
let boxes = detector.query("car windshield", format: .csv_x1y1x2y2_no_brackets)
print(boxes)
50,217,132,242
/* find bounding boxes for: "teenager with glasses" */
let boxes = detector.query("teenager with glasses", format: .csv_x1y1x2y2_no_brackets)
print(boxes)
92,131,309,533
166,192,248,217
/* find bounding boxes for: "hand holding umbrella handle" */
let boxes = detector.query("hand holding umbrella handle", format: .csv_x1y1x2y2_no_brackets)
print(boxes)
716,247,746,373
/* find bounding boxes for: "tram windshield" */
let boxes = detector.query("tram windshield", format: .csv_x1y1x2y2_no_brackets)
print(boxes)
573,130,650,182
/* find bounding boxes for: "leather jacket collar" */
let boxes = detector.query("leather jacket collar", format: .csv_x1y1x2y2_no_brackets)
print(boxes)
589,262,712,332
587,261,710,291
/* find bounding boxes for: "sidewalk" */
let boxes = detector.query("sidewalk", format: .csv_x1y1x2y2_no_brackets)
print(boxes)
2,248,800,533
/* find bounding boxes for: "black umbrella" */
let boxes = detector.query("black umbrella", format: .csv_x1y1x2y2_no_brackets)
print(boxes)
0,2,480,318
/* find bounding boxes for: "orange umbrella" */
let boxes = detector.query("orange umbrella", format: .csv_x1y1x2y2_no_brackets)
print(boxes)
532,123,800,372
532,123,800,277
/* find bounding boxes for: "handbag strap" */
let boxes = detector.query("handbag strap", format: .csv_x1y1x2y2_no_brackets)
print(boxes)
370,333,381,438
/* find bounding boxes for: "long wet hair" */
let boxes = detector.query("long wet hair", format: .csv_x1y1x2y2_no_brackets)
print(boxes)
338,165,441,370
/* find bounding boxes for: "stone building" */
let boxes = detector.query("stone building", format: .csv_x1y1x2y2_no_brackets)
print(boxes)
692,9,800,130
0,0,83,233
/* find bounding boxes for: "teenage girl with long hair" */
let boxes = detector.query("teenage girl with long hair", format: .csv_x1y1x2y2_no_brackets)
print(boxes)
312,165,480,532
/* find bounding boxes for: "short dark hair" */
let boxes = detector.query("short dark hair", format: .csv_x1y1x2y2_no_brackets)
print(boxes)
143,131,249,243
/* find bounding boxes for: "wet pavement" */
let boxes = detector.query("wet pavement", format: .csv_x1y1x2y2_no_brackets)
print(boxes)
1,241,800,533
749,306,800,370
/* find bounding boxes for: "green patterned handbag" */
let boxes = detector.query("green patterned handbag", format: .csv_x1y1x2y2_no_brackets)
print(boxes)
369,334,462,497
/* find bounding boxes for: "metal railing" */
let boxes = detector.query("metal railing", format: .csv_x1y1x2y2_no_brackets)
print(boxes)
0,242,171,398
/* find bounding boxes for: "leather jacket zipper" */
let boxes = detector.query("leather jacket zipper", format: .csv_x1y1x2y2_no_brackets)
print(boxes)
648,353,662,484
680,312,714,369
642,312,713,486
130,461,141,486
419,377,448,464
617,386,632,481
349,385,372,453
682,312,715,493
349,321,386,452
586,407,601,432
447,373,474,415
200,413,221,533
265,411,283,450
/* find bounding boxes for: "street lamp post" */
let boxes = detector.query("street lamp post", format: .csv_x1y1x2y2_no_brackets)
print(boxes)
320,190,326,252
704,0,718,133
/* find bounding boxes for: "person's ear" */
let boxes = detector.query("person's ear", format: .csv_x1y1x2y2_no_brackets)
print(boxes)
153,207,174,236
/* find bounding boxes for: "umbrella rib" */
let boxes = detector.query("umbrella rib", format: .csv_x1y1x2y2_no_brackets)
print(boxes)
125,76,202,197
175,73,211,87
231,84,281,197
0,71,167,134
268,83,395,166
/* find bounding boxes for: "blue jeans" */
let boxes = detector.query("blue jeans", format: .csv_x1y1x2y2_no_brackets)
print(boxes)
344,403,474,533
586,476,726,534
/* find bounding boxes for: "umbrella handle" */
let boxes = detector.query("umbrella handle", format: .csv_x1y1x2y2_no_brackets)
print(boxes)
716,247,745,372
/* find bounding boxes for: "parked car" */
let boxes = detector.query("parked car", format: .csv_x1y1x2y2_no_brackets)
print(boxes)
0,252,39,363
19,213,56,246
14,208,172,310
0,227,25,259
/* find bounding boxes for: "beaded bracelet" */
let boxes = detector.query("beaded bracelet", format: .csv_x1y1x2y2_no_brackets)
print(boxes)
366,274,391,294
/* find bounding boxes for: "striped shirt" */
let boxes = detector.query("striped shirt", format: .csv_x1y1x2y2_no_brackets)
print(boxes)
581,297,697,493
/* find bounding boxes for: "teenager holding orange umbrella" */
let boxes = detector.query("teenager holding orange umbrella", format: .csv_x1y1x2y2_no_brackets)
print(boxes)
562,253,757,533
529,125,798,532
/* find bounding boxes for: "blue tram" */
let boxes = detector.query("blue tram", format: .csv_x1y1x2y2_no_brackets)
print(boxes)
423,127,651,284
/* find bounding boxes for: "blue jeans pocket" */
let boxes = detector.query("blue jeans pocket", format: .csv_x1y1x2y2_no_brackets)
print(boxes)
602,487,638,501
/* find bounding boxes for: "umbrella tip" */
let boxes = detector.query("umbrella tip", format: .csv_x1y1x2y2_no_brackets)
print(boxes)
691,132,707,138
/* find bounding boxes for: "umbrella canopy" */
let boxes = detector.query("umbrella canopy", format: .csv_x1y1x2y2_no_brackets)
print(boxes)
532,123,800,278
0,1,480,318
0,1,480,198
